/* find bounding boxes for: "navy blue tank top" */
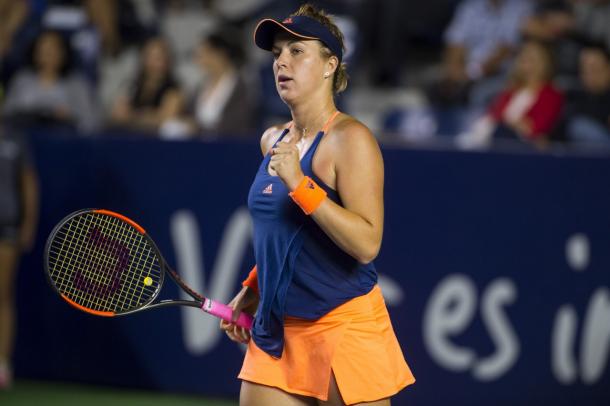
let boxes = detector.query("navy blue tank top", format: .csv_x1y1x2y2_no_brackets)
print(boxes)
247,114,377,358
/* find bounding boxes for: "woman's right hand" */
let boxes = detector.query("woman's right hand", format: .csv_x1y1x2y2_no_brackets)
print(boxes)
220,286,259,344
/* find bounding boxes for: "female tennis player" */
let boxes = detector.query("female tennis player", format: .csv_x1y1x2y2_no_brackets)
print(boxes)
0,126,38,390
220,4,415,405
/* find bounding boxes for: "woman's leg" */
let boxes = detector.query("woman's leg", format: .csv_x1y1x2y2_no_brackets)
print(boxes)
240,380,317,406
0,240,19,388
319,371,391,406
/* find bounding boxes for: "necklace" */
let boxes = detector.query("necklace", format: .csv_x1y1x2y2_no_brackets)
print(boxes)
293,108,337,139
291,109,338,160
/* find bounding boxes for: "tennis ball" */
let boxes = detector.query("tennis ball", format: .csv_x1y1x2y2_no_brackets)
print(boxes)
144,276,153,286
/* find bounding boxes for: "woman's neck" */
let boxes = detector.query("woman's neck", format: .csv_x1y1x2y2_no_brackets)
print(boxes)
523,78,546,90
144,70,167,84
208,65,235,86
521,72,549,88
290,96,336,139
38,68,60,84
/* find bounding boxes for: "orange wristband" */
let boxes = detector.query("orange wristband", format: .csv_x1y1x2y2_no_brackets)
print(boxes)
289,176,327,215
241,265,259,295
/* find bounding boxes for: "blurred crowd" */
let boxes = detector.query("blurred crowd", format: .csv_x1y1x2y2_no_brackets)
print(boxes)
420,0,610,150
0,0,608,150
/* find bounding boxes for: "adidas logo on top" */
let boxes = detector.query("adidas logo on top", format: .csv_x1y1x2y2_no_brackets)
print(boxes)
262,184,273,194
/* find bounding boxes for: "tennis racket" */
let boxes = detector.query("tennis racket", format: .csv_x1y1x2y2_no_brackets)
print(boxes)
44,208,253,329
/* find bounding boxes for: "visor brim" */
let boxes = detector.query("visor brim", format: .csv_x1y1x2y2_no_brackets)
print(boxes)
253,19,319,51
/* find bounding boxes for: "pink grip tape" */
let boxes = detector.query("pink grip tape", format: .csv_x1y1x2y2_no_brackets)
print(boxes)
202,298,253,329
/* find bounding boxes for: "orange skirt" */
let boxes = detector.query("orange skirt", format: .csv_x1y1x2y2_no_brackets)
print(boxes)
238,285,415,404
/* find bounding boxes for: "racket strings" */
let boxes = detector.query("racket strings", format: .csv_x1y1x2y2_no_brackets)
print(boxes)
68,213,158,312
47,212,162,313
51,214,133,311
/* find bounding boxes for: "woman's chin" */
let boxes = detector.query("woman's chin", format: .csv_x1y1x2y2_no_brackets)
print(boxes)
277,88,298,104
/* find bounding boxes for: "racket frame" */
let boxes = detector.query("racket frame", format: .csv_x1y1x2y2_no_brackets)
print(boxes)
44,209,204,314
44,208,253,328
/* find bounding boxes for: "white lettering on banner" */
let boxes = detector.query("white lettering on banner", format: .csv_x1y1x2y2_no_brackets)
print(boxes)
423,274,519,381
565,233,589,272
424,275,478,371
169,215,610,384
552,305,578,384
581,288,610,384
377,274,404,305
170,208,252,354
473,278,519,381
552,289,610,385
552,233,610,385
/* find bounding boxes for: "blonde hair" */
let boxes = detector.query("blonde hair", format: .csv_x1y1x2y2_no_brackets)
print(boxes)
290,4,349,94
509,40,555,88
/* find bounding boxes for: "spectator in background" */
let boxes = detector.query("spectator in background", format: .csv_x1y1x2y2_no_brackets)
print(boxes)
181,27,258,138
572,0,610,51
109,37,184,135
457,40,564,148
563,42,610,145
0,124,38,390
522,0,581,85
2,30,99,134
524,1,574,42
429,0,533,108
41,0,155,58
36,0,121,84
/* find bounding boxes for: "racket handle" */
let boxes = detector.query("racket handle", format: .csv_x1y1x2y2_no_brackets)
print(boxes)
202,298,253,329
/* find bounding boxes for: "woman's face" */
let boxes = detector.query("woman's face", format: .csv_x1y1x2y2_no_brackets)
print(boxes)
271,32,332,104
34,32,65,73
514,42,550,82
142,39,170,77
580,49,610,93
196,41,225,74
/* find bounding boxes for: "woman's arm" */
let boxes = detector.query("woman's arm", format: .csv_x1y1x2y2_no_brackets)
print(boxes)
0,0,29,57
19,164,38,252
111,89,184,131
131,89,185,130
2,72,30,116
110,94,133,124
158,89,184,123
309,122,384,263
271,120,384,264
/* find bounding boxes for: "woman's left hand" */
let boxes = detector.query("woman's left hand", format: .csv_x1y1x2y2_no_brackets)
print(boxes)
508,118,533,139
269,138,304,191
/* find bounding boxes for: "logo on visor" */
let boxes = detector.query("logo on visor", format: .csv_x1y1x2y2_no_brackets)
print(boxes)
282,18,293,24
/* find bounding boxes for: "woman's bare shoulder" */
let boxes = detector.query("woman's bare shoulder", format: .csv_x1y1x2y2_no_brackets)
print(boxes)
259,121,291,155
328,114,379,153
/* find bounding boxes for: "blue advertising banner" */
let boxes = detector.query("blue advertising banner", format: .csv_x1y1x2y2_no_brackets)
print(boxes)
14,133,610,405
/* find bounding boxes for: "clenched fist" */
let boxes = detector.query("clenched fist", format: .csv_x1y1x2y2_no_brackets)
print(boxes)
269,137,305,191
